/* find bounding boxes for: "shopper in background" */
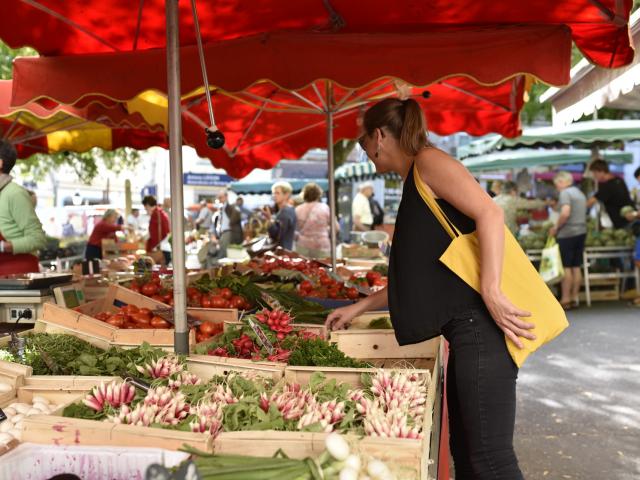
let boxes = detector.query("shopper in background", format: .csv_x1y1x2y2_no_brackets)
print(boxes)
0,140,47,275
194,200,213,232
493,181,545,235
295,182,332,259
84,209,124,260
549,171,587,310
488,180,503,198
211,190,243,260
587,159,634,228
352,182,374,231
369,192,385,229
127,208,142,236
235,196,252,224
265,181,296,250
327,98,532,479
142,195,171,265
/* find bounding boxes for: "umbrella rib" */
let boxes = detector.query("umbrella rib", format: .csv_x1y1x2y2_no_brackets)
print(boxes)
2,112,25,140
285,90,325,112
13,118,96,144
336,80,396,111
182,109,233,156
235,108,354,155
132,0,146,51
231,100,269,155
20,0,121,51
225,91,321,114
311,82,329,111
440,81,511,112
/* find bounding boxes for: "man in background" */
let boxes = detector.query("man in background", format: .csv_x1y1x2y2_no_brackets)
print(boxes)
352,182,374,231
211,190,243,260
235,196,252,225
194,200,213,232
493,181,545,235
587,159,634,228
0,140,47,274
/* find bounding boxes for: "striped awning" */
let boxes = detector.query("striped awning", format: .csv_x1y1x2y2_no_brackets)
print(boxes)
335,161,400,182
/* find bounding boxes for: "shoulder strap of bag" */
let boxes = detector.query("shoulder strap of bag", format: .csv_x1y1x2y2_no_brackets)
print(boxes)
412,164,461,240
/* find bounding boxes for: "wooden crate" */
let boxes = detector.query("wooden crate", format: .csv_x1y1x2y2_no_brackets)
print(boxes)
186,354,285,381
41,285,196,349
21,415,212,452
215,339,444,480
580,278,620,302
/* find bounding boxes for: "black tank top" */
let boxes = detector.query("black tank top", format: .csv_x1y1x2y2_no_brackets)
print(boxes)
388,165,483,345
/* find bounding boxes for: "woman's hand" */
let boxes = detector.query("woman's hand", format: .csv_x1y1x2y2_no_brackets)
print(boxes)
482,289,535,349
324,304,361,331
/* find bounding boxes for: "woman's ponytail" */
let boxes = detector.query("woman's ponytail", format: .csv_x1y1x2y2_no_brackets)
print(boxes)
363,98,428,157
399,99,428,156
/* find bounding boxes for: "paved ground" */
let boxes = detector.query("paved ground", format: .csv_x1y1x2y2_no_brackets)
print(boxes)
514,302,640,480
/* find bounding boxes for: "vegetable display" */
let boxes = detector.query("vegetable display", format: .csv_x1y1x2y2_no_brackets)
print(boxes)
0,334,169,376
94,304,171,329
194,308,367,368
180,432,399,480
0,394,61,447
63,358,430,443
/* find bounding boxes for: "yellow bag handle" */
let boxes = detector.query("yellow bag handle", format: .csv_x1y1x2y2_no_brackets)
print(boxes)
412,164,462,239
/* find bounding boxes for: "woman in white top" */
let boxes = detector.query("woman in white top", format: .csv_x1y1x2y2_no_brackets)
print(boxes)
295,183,332,259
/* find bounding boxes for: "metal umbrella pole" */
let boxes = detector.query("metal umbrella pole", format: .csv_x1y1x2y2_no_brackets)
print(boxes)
165,0,189,354
326,81,338,271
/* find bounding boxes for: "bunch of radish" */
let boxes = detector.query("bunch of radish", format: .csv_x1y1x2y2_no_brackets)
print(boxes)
83,380,136,412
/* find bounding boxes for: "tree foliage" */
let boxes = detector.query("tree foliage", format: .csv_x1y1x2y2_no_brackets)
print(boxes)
1,40,144,183
332,139,357,170
18,148,142,184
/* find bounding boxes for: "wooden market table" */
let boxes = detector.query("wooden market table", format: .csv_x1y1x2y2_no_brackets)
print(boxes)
527,246,639,306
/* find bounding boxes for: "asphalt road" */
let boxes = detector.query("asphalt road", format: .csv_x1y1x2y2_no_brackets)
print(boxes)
514,302,640,480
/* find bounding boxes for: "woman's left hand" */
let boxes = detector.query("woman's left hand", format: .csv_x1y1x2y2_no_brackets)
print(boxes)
482,289,535,349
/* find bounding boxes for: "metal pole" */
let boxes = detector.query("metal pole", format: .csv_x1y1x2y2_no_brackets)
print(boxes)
166,0,189,354
326,82,338,270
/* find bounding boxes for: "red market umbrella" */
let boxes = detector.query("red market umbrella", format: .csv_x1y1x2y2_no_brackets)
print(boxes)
95,76,524,179
1,0,633,67
0,80,167,158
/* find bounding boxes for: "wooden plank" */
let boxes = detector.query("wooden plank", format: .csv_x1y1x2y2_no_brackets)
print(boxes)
188,308,238,324
111,424,211,451
186,354,284,382
284,366,431,389
330,330,438,360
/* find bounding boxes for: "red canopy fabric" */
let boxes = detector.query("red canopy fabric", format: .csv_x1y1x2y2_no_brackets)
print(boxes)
85,76,524,178
0,80,167,158
1,0,633,68
12,26,570,107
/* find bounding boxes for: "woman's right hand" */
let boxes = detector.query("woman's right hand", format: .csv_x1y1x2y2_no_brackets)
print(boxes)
325,304,360,331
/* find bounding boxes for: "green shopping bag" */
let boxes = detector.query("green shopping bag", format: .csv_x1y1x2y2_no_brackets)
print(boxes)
539,237,565,285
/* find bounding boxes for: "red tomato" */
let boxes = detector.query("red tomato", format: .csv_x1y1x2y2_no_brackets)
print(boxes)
141,283,160,296
130,313,151,325
187,287,199,297
151,295,166,303
129,284,141,294
299,280,313,292
366,271,382,286
123,322,137,329
201,296,212,308
220,288,233,300
95,312,109,321
211,295,227,309
195,332,208,343
230,296,245,309
150,316,171,329
199,321,217,336
106,315,125,328
345,287,359,299
320,276,334,287
122,304,139,315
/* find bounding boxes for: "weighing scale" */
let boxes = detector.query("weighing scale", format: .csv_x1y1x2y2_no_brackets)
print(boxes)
0,273,75,324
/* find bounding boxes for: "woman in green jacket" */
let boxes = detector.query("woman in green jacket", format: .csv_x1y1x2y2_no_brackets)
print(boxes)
0,141,47,275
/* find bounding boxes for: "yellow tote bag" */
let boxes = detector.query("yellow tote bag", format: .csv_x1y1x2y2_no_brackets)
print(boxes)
413,165,568,367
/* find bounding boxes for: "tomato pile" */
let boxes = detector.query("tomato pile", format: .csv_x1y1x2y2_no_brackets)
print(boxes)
297,273,360,300
130,277,252,311
247,255,319,275
349,271,387,290
94,305,171,329
129,277,175,306
195,320,223,343
186,287,251,310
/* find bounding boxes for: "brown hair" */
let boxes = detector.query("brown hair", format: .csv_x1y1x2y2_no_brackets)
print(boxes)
588,159,610,173
363,98,428,156
302,182,323,203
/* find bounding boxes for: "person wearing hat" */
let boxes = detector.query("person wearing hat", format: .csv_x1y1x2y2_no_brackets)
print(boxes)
352,182,374,231
85,209,124,260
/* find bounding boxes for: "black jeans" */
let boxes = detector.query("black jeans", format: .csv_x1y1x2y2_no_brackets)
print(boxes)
442,307,524,480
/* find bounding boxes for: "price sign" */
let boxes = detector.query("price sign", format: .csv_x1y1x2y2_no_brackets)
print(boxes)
248,318,274,355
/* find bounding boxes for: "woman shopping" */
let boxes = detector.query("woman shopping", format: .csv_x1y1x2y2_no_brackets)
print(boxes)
84,209,124,260
325,98,534,479
295,182,334,259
